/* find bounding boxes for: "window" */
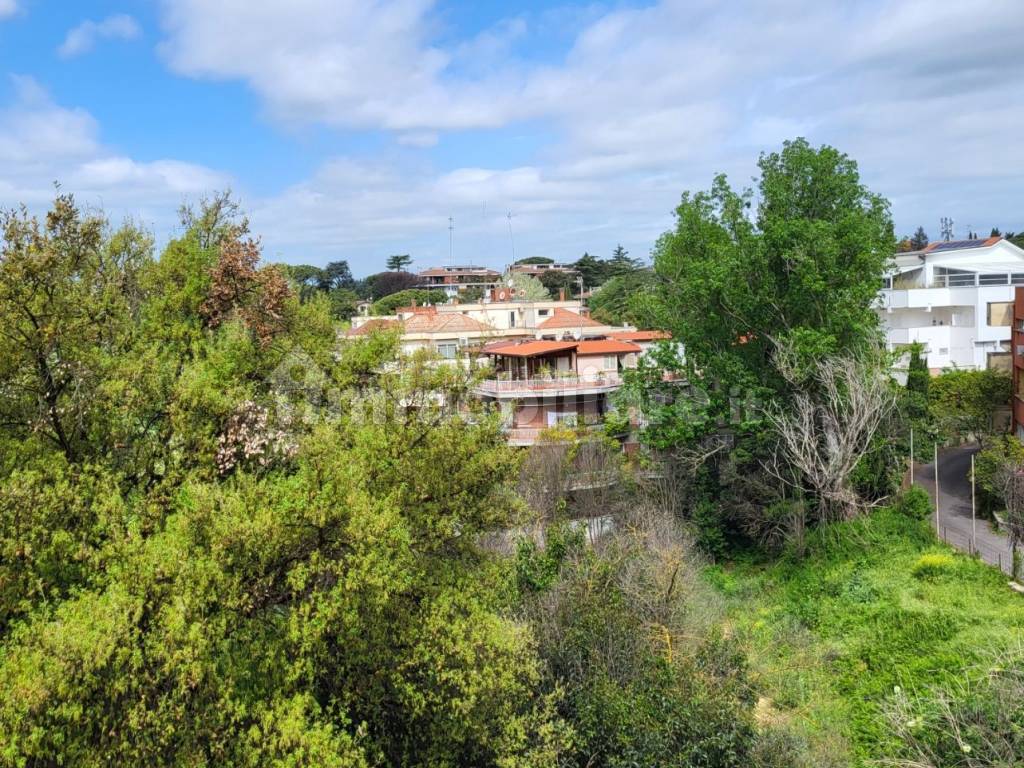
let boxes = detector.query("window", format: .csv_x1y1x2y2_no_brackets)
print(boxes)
938,347,949,355
604,355,617,370
537,309,549,317
988,301,1013,327
509,311,516,328
436,342,457,359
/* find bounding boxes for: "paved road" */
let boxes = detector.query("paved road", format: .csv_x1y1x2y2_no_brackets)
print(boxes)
916,445,1015,574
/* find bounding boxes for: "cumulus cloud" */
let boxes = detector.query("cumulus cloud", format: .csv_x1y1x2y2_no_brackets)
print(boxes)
0,75,230,231
58,14,140,58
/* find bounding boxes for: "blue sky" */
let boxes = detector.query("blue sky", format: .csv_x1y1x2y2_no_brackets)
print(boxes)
0,1,1022,276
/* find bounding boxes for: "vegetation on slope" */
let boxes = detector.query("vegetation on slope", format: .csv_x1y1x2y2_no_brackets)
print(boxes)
707,507,1024,766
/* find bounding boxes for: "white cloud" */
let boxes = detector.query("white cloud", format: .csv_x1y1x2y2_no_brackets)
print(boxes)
58,14,140,58
0,76,231,230
0,0,16,20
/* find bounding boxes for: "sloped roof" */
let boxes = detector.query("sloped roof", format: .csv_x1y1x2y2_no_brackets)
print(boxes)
537,308,604,329
576,340,642,355
403,312,493,333
608,330,671,341
486,340,578,358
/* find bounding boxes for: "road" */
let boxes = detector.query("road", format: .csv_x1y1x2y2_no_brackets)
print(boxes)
916,445,1015,574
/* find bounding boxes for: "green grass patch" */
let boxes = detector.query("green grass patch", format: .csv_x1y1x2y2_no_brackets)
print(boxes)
710,508,1024,766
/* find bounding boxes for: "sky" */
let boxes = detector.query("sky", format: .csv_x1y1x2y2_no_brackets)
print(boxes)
0,0,1021,276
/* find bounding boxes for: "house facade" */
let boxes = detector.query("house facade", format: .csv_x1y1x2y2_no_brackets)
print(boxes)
878,237,1024,373
415,265,502,297
474,338,642,446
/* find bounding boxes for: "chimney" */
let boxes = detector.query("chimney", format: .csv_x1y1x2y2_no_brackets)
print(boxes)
558,288,566,301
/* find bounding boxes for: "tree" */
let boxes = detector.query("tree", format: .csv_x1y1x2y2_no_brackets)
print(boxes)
588,270,659,325
286,264,326,302
386,254,412,271
319,260,355,292
574,252,608,287
766,349,897,520
537,269,576,299
364,270,419,300
905,342,930,423
0,195,152,463
606,244,642,277
514,256,553,265
371,288,448,315
929,368,1010,445
910,226,929,250
503,271,549,301
991,227,1002,237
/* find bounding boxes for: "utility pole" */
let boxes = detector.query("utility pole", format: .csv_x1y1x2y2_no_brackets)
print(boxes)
507,211,516,265
971,452,977,554
448,216,454,266
934,443,940,537
909,426,914,485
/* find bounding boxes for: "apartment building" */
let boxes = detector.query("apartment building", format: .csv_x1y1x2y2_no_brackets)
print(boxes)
415,265,502,297
878,237,1024,373
507,262,579,277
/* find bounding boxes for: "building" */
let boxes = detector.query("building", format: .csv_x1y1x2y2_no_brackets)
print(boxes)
878,237,1024,373
1011,287,1024,441
346,291,673,445
508,262,579,277
416,265,502,297
474,338,642,446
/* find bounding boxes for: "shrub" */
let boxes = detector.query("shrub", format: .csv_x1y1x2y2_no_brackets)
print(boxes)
911,552,956,580
893,486,932,520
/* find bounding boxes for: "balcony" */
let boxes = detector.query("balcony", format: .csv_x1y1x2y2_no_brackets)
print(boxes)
474,373,624,398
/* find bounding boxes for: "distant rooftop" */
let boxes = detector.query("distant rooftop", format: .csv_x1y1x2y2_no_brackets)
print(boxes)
924,236,1002,253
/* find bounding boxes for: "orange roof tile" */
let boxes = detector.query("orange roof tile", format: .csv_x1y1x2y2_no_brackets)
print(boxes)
537,307,604,329
403,313,492,333
608,330,671,341
576,340,642,355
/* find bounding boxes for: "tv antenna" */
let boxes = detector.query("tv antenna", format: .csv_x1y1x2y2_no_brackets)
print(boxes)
940,217,954,242
448,216,454,266
506,211,516,265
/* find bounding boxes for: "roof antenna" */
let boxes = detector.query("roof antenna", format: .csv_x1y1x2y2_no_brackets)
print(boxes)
448,216,455,266
940,217,954,242
507,211,516,265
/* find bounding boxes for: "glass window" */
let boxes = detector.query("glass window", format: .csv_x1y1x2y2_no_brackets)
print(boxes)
988,301,1013,327
436,343,457,359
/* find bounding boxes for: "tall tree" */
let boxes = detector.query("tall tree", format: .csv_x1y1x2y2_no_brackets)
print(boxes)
910,226,929,250
319,260,355,292
574,252,607,287
606,244,642,277
386,253,412,271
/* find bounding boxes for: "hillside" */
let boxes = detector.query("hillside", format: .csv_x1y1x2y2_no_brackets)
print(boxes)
708,509,1024,766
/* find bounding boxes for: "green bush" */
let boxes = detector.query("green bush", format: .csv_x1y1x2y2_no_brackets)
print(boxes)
893,486,932,520
370,288,448,315
911,552,956,580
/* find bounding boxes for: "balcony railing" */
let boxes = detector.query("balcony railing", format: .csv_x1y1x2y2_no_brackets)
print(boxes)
929,273,1024,288
476,373,624,394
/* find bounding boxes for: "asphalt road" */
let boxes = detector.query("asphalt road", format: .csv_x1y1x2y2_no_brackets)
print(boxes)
916,445,1014,574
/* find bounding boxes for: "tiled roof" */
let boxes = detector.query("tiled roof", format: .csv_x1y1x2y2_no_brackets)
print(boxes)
608,330,671,341
403,313,493,333
485,340,578,357
345,319,400,337
537,307,604,329
576,340,642,355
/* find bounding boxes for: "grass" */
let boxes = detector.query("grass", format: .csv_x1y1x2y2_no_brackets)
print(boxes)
705,508,1024,766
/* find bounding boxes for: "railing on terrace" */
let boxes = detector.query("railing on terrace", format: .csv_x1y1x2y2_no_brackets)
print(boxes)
477,373,624,393
929,273,1024,288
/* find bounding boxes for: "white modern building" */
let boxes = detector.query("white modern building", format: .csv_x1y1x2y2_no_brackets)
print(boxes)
878,237,1024,373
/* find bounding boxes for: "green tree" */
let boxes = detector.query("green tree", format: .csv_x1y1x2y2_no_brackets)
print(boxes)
606,244,642,277
514,256,553,265
386,253,412,271
589,270,658,325
929,368,1010,445
910,226,929,250
371,288,448,315
319,260,355,292
905,342,930,423
574,252,608,287
538,269,576,299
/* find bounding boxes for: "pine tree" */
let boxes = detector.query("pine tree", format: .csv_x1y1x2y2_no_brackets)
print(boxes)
905,343,930,423
910,227,929,250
